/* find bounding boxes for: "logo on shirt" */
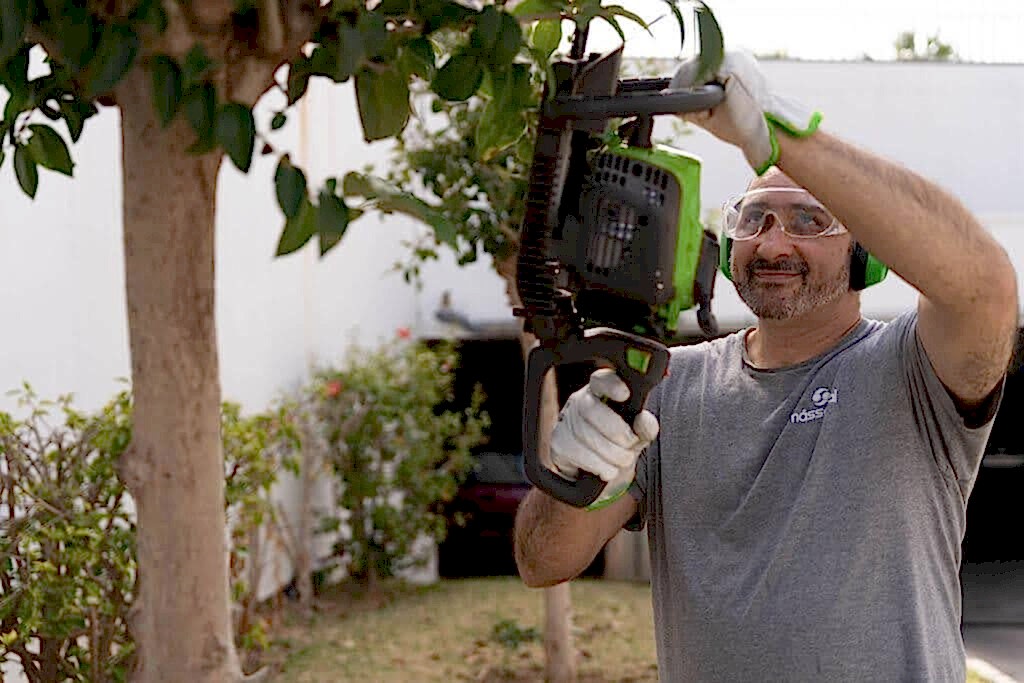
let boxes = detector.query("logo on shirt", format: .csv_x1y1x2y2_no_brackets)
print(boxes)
791,386,839,423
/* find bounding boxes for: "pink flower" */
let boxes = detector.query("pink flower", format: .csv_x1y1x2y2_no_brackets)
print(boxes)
323,380,343,398
396,326,412,339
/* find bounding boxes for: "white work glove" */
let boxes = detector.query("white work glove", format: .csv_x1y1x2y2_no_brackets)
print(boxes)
670,50,823,175
549,369,660,510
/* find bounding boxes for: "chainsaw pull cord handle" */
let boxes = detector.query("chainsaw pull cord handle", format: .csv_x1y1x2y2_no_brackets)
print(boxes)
522,327,670,508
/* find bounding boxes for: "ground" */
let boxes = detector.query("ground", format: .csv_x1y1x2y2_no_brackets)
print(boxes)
262,577,998,682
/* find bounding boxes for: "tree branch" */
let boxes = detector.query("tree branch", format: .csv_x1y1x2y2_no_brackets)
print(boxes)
176,0,237,33
261,0,286,54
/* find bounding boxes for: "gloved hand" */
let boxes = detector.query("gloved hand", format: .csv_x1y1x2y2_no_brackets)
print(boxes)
549,368,660,510
670,50,823,175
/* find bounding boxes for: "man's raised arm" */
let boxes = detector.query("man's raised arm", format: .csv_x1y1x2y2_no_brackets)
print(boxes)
777,131,1018,409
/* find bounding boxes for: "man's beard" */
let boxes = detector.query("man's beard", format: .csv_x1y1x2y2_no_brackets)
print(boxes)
734,254,850,320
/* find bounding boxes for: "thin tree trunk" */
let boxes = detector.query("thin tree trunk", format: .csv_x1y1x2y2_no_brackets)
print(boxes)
115,68,243,682
295,415,319,616
500,254,578,683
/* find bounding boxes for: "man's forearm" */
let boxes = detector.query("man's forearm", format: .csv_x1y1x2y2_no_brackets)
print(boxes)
776,131,1015,314
514,488,632,587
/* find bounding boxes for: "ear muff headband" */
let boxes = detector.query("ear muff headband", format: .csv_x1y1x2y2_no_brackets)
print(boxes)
717,235,887,290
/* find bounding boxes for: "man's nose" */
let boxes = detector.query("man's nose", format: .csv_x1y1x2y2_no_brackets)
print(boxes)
754,214,794,260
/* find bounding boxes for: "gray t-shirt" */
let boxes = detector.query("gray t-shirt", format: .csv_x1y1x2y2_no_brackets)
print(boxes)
629,311,998,682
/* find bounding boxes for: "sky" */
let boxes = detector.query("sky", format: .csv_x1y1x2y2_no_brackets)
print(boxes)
583,0,1024,63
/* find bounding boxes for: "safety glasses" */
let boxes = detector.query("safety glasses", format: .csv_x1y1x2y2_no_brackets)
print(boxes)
721,187,849,241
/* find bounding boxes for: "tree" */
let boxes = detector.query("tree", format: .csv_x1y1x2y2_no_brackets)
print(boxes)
0,1,573,680
894,30,957,61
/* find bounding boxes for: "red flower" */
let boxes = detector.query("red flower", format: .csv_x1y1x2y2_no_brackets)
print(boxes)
323,380,343,398
396,326,412,339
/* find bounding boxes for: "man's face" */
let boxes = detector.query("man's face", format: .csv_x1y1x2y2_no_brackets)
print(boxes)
729,172,853,320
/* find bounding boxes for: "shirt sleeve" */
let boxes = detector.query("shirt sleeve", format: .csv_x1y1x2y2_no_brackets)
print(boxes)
890,310,1004,502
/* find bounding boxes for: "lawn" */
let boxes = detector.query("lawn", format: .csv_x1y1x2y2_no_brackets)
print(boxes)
267,577,657,682
267,577,995,682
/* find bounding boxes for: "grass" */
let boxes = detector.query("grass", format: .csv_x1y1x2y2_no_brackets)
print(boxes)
267,577,658,682
266,577,997,682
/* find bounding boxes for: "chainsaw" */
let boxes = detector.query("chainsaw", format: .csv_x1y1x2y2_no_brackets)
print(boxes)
515,16,725,508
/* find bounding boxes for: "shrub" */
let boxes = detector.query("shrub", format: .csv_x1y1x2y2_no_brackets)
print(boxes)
0,386,135,683
0,387,295,680
311,339,489,589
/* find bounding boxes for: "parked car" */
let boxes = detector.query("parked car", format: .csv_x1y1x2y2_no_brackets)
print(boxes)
439,451,607,577
439,452,530,577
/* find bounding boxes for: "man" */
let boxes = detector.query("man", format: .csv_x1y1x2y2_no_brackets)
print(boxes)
513,52,1019,681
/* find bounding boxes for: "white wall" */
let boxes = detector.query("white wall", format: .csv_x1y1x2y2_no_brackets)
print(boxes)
2,59,1022,410
0,78,513,415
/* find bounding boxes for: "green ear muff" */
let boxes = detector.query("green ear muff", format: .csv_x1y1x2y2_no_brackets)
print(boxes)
718,236,887,290
719,233,733,280
850,243,889,290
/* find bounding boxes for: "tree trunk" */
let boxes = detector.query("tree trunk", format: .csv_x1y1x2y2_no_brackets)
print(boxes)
116,68,244,682
501,255,578,683
295,416,319,616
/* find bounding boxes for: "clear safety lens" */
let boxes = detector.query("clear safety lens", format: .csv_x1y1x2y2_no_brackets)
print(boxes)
722,188,847,241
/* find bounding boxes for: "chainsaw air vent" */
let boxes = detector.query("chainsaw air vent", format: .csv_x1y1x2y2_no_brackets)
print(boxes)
586,196,637,275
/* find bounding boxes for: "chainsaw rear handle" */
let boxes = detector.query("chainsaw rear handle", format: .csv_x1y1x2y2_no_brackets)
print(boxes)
523,328,670,508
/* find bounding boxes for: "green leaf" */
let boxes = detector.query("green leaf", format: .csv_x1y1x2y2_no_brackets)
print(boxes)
694,2,724,83
531,19,562,58
83,24,140,99
354,67,410,142
661,0,687,51
215,102,255,172
274,155,307,219
150,56,182,127
509,0,562,19
184,83,216,149
181,43,216,88
357,13,392,61
471,6,503,53
398,37,435,80
14,144,37,198
271,112,287,130
0,44,30,100
53,8,96,72
275,197,317,256
58,99,97,143
418,0,476,33
26,124,73,176
343,172,457,246
334,25,363,82
287,59,311,105
432,54,483,102
489,12,524,69
598,5,651,35
317,188,350,256
0,0,28,67
476,64,532,161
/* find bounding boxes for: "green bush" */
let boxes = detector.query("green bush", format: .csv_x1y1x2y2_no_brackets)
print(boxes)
0,386,135,683
311,339,489,588
0,387,295,681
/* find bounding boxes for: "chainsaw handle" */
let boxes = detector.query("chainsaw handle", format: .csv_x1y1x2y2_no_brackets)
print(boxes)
523,328,670,508
543,84,724,121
